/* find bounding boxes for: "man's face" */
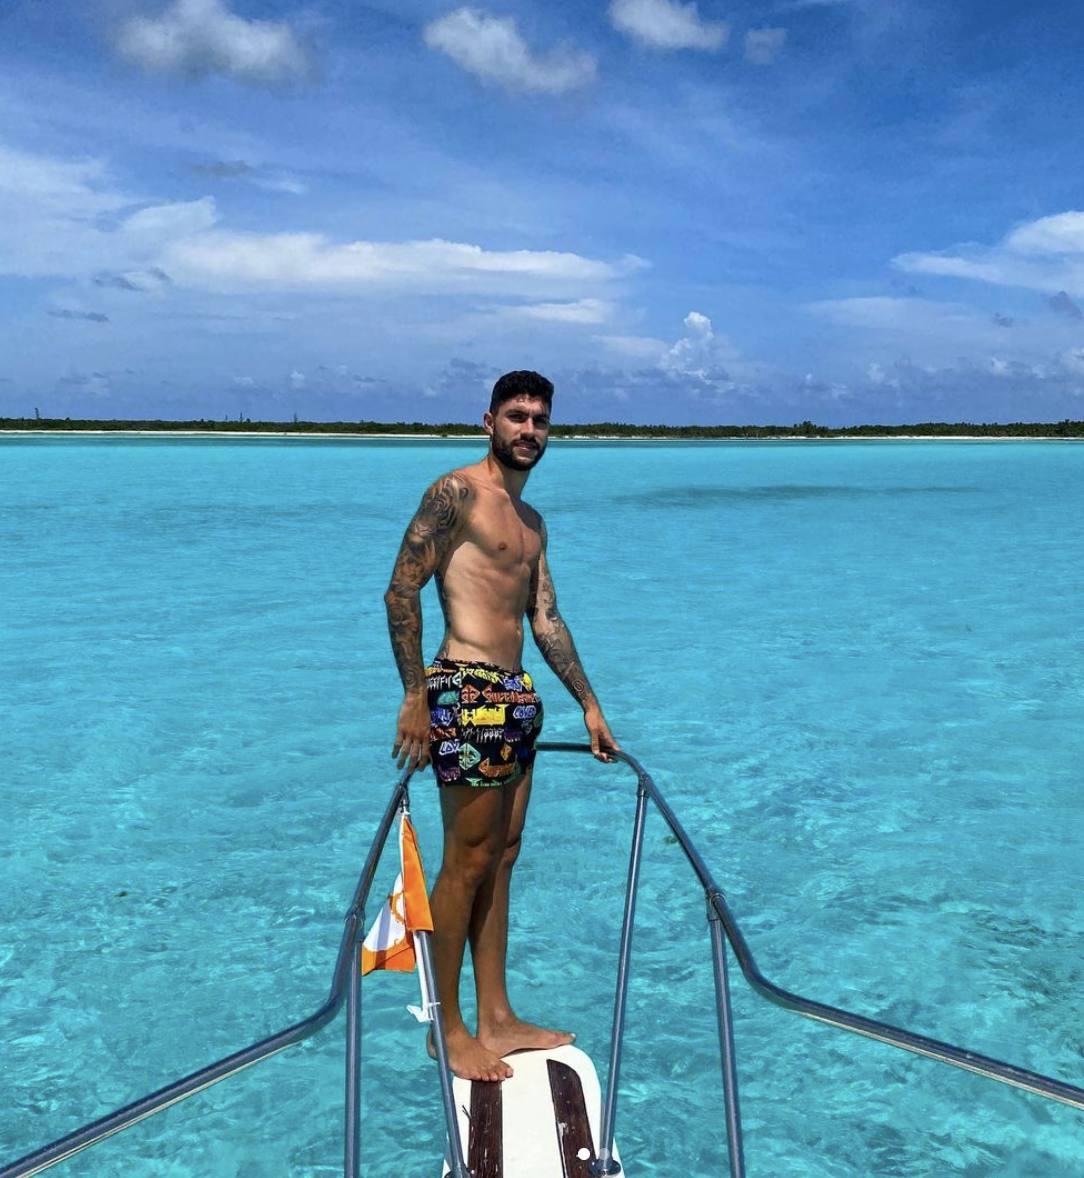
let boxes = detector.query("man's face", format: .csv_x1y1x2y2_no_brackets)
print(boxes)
485,394,551,471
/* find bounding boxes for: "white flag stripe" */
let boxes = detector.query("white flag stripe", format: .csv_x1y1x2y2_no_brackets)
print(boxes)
362,871,407,952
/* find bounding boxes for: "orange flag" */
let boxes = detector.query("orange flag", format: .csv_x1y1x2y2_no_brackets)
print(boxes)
360,812,434,975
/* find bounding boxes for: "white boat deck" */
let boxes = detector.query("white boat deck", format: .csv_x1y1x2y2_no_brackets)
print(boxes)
441,1044,622,1177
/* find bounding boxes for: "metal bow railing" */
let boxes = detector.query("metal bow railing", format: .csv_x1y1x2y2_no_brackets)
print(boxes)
0,772,420,1178
551,742,1084,1176
3,742,1082,1178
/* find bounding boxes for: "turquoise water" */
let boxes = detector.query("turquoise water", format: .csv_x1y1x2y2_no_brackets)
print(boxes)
2,436,1083,1176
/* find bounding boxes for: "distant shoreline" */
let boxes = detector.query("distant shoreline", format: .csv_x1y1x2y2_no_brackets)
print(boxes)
3,416,1084,441
2,428,1083,442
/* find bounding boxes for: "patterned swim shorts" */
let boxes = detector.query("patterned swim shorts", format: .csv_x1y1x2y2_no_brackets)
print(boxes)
426,657,544,787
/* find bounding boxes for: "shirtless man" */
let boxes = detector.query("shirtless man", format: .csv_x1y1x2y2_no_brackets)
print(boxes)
384,369,618,1082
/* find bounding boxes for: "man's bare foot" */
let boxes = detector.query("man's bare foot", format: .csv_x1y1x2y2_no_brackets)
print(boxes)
427,1026,513,1082
477,1016,575,1058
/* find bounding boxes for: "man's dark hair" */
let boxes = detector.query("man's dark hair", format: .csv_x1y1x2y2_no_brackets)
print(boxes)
489,370,553,414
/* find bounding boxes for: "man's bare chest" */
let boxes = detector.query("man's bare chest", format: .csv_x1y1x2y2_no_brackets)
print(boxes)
463,500,540,572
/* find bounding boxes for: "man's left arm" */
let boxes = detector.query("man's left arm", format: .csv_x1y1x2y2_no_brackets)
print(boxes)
527,524,618,762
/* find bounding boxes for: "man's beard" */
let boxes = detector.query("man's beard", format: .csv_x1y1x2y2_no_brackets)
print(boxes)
491,434,545,471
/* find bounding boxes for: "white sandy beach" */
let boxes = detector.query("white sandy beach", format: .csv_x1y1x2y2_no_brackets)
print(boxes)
1,429,1080,441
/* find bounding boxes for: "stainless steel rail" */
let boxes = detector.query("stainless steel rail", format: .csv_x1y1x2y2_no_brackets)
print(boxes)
4,743,1082,1177
0,773,432,1178
540,741,1084,1177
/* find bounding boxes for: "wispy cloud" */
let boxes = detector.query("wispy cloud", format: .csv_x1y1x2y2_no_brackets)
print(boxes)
48,309,110,323
92,272,142,292
189,159,307,195
1046,290,1083,320
593,334,668,360
93,267,172,292
0,143,219,281
609,0,729,51
254,174,308,196
0,145,133,278
115,0,316,88
498,298,614,325
56,371,112,395
1061,348,1084,376
164,233,639,295
191,160,255,179
805,296,1014,362
744,27,787,64
423,8,596,94
895,210,1084,297
0,140,640,309
803,295,1032,372
775,0,855,9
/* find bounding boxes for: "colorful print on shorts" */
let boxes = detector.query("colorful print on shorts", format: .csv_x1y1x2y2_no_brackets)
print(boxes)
426,658,543,787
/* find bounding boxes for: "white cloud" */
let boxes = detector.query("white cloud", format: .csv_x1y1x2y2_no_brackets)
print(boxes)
0,141,633,303
1060,348,1084,377
163,233,632,294
609,0,729,51
0,145,126,213
807,296,993,336
253,173,308,196
594,334,669,360
866,361,887,385
894,210,1084,297
1005,211,1084,255
0,143,220,280
744,27,787,64
423,8,596,94
289,369,306,389
662,310,739,376
0,144,132,278
191,160,307,196
807,294,1084,389
115,0,314,87
122,198,218,252
501,298,614,324
805,295,1046,371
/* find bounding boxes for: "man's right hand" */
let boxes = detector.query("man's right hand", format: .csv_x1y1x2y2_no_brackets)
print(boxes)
393,692,432,772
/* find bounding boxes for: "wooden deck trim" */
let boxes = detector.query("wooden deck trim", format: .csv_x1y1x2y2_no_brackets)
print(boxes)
467,1080,503,1178
547,1059,597,1177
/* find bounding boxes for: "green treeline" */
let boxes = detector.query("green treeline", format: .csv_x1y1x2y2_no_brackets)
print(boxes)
2,416,1084,438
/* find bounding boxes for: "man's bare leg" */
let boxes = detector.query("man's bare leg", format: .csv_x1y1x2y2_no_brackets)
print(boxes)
428,785,514,1081
471,766,575,1057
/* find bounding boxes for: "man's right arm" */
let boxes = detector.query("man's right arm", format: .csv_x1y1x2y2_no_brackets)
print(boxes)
384,473,472,770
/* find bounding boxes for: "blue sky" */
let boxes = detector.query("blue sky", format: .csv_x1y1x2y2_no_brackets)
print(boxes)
2,0,1084,424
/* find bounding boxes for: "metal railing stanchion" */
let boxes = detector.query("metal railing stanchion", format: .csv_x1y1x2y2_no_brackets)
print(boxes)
590,771,649,1177
344,911,365,1178
707,892,745,1178
415,932,471,1178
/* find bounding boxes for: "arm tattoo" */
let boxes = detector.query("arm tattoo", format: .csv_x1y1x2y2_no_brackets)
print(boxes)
384,474,470,693
527,538,598,711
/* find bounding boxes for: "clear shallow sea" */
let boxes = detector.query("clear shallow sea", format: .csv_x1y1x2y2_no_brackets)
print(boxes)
1,436,1083,1177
